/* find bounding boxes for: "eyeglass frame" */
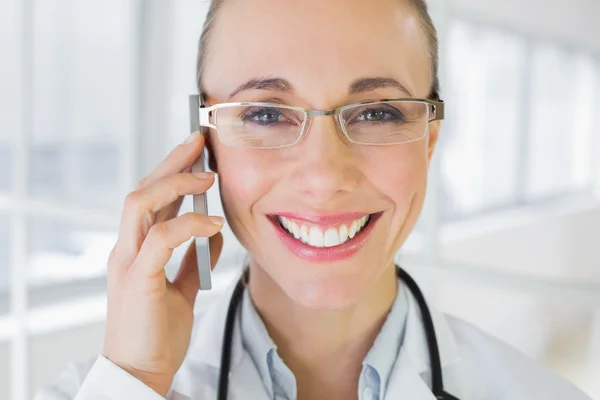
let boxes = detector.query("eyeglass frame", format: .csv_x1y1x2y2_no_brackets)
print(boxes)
194,94,445,148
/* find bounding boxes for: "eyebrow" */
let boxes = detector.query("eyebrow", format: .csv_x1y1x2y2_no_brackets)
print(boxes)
348,77,413,97
227,75,413,100
228,77,294,99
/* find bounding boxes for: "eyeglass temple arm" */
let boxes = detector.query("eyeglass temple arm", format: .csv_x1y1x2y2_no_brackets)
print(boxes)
431,100,445,122
192,94,218,130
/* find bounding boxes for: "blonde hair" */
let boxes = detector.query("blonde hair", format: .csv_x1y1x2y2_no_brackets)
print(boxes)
196,0,440,100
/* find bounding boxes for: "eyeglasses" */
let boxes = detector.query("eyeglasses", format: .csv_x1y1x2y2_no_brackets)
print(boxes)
194,96,444,149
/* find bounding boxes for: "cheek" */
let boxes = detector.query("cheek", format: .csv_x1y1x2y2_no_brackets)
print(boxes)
213,144,278,245
219,156,265,199
366,142,428,199
366,143,429,246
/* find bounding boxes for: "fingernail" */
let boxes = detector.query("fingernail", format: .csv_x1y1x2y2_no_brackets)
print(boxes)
184,131,200,144
193,171,214,179
209,216,225,226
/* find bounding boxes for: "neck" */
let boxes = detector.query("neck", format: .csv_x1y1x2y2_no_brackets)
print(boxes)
247,263,398,400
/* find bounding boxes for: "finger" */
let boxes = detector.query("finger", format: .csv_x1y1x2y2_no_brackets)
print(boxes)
135,131,205,191
154,194,184,224
131,212,225,277
119,172,214,245
173,232,223,305
116,172,215,258
151,165,194,224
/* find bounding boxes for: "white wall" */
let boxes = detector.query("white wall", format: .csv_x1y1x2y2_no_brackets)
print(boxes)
451,0,600,52
442,202,600,280
433,201,600,362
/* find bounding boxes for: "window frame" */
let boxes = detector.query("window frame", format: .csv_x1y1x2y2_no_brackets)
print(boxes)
2,1,176,398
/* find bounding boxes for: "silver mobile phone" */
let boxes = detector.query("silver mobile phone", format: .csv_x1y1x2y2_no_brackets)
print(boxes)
189,94,212,290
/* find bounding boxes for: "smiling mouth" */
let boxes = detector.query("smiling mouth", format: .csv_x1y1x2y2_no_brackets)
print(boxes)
274,214,374,248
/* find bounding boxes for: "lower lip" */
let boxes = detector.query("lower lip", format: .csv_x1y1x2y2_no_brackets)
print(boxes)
270,213,382,263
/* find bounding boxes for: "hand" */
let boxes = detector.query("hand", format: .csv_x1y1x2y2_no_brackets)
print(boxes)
102,132,224,396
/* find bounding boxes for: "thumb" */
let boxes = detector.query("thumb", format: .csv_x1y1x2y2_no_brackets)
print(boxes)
174,232,224,305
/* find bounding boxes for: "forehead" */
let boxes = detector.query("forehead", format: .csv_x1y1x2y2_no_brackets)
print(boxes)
202,0,431,104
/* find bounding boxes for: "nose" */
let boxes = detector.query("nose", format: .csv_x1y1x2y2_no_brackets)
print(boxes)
291,115,360,203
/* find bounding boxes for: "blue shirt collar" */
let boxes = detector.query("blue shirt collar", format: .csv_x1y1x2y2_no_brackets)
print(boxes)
240,282,408,399
361,283,408,399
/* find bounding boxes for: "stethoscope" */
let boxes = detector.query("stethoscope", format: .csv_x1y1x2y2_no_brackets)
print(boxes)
217,266,461,400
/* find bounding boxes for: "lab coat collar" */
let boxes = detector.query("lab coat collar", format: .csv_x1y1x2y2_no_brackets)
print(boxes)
385,280,464,399
402,284,461,374
189,269,465,398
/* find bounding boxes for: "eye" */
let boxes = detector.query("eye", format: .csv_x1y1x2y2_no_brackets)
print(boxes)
242,107,287,126
355,106,406,123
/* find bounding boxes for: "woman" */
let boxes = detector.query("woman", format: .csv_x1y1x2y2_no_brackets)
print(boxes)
37,0,591,399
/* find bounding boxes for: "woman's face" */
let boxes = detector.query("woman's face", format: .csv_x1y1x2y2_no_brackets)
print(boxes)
203,0,439,309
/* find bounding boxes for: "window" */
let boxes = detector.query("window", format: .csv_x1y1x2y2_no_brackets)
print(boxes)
2,2,141,397
527,46,580,198
30,0,135,210
526,49,597,199
0,0,17,195
441,20,599,219
442,22,526,217
0,0,21,314
570,55,598,189
1,0,139,309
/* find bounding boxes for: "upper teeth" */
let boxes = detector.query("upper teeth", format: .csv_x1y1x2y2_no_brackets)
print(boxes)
278,215,370,248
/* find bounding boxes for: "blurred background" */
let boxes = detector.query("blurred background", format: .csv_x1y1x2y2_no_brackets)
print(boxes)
0,0,599,399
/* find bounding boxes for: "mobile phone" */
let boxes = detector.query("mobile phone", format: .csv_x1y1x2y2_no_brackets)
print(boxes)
189,94,212,291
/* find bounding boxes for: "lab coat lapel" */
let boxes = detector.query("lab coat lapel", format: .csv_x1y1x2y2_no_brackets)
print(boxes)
182,270,270,399
385,282,465,399
186,272,245,370
385,348,439,400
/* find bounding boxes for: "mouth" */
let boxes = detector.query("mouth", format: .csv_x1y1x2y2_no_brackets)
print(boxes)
268,212,383,262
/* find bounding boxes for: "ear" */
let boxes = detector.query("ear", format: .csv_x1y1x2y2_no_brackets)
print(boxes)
204,130,219,173
426,120,440,165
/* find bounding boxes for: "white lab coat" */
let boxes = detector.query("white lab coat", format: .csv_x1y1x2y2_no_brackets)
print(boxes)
36,274,592,400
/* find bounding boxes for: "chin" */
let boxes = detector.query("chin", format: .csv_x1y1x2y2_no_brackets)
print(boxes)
275,258,383,310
